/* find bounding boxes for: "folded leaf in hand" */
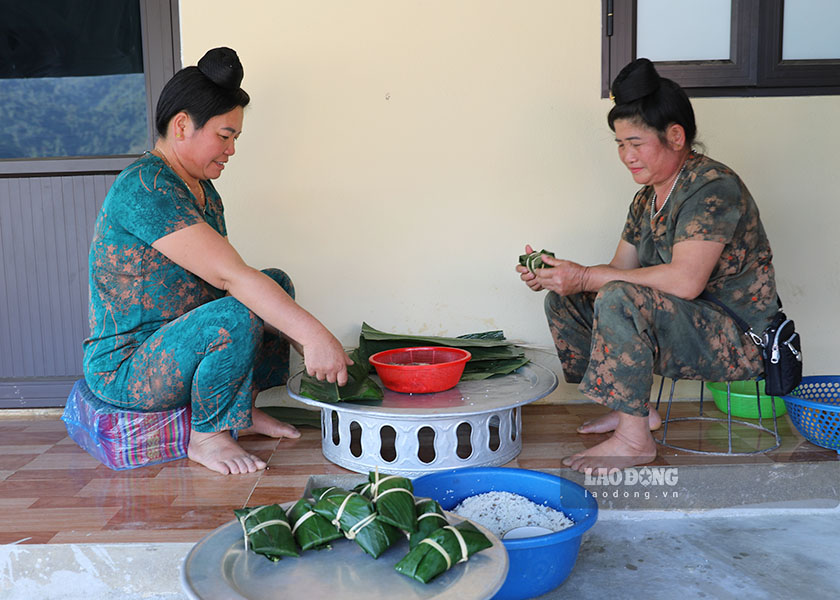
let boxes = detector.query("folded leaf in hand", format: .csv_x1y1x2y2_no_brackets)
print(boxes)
519,249,555,274
286,498,343,551
311,487,402,558
299,348,383,404
235,505,299,562
356,471,417,533
409,498,448,548
394,521,492,583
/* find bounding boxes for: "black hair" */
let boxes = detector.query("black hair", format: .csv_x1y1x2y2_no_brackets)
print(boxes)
154,47,250,136
607,58,697,147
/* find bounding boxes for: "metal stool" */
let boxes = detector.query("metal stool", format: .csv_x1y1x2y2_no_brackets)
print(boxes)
655,379,781,455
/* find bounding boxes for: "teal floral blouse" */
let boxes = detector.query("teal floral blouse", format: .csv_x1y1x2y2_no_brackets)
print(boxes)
83,153,226,394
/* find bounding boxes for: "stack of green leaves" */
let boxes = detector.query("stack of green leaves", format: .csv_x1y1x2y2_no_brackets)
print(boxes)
519,248,555,274
357,322,530,382
235,504,299,562
409,498,448,549
393,521,492,584
286,498,344,551
355,471,417,533
297,324,530,404
311,486,403,559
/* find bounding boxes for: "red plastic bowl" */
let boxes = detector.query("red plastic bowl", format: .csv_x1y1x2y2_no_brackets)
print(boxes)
368,346,472,394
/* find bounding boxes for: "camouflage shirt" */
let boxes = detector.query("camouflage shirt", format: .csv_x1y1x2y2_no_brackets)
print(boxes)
621,152,778,331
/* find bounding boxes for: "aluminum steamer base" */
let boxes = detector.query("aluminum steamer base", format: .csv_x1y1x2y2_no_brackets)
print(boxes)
287,363,557,477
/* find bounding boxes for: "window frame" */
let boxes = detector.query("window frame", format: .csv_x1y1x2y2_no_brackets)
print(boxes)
0,0,181,176
602,0,840,98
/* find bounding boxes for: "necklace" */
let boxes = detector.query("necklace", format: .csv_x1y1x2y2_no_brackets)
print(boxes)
150,149,206,210
651,163,686,222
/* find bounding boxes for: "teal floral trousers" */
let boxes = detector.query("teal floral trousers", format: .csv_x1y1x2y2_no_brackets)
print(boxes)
544,281,764,417
103,268,293,432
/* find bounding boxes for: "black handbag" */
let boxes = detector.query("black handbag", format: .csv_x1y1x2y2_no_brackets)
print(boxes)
699,292,803,396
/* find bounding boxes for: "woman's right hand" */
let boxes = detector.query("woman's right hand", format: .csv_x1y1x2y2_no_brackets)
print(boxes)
516,244,544,292
302,330,354,386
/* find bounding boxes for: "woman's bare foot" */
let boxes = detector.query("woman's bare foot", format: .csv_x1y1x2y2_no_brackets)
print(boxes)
188,429,267,475
577,408,661,434
563,412,657,474
238,407,300,439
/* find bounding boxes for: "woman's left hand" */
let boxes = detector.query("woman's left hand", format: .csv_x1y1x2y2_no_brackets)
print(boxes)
534,254,590,296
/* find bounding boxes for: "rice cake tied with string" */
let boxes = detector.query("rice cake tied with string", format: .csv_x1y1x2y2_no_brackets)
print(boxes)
286,498,344,552
311,486,402,558
409,497,448,549
355,470,417,533
518,249,555,274
234,504,299,562
394,520,492,583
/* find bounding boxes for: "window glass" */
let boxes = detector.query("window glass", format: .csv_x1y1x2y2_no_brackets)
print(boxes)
0,0,149,159
782,0,840,60
636,0,732,62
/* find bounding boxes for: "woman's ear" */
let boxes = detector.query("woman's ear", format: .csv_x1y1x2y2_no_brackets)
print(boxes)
666,123,686,151
170,111,191,140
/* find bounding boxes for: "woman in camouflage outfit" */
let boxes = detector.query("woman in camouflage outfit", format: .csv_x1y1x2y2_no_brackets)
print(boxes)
517,59,778,473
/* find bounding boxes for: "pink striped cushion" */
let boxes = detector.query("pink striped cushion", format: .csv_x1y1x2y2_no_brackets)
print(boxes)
62,379,190,470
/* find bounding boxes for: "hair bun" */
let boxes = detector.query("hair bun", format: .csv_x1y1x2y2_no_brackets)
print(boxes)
611,58,661,105
197,47,244,90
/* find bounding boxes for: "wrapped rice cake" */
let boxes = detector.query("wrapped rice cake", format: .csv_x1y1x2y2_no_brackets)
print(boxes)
312,486,402,559
356,471,417,533
287,498,344,551
235,504,299,562
394,521,492,583
518,249,555,274
409,498,448,549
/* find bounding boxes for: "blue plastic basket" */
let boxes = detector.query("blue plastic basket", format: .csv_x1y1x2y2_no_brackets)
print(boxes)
413,467,598,600
782,376,840,454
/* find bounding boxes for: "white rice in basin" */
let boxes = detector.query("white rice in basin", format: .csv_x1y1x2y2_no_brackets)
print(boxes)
452,491,574,537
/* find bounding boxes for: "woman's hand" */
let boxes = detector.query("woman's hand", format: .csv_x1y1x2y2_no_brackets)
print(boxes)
534,254,590,296
516,244,544,292
302,331,354,386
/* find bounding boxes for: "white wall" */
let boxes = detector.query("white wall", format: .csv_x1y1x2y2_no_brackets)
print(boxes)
180,0,840,396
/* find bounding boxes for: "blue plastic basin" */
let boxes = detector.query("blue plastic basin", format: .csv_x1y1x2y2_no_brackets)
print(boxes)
413,467,598,600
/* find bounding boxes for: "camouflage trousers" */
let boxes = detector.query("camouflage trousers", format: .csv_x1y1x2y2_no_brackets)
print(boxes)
544,281,763,417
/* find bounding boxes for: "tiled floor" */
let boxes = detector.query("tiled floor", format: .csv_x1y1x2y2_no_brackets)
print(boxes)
1,400,836,546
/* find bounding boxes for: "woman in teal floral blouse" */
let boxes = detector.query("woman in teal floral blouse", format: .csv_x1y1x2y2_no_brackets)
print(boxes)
84,48,352,475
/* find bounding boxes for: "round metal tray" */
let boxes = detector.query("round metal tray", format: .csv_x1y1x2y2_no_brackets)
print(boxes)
181,506,508,600
287,363,558,477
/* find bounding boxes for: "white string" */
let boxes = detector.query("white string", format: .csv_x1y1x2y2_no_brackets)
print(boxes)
444,525,469,563
345,512,378,540
376,487,413,501
371,474,402,497
417,511,447,522
238,505,272,551
242,505,271,522
420,538,452,569
247,519,291,535
291,510,316,535
333,492,359,529
316,486,339,501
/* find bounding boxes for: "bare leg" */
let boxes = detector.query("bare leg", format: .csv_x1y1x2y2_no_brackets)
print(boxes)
563,412,657,474
188,430,267,475
238,406,300,439
577,408,662,434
